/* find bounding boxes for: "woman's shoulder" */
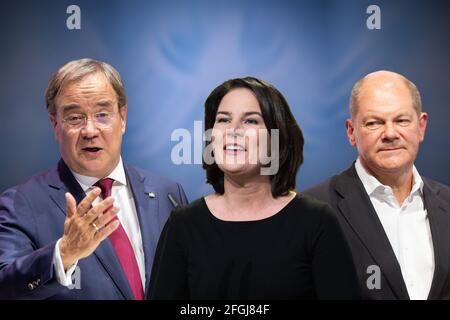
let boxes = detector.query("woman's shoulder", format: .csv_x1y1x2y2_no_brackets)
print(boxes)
288,192,338,224
287,193,345,245
291,192,332,211
169,197,208,223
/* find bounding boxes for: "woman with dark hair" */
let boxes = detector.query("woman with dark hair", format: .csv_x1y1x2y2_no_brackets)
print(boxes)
150,77,360,299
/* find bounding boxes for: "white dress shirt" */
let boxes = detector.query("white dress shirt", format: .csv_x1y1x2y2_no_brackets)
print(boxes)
355,157,434,300
53,157,146,289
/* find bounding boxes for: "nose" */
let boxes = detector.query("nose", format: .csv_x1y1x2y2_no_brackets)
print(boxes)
226,120,244,137
80,118,100,138
381,122,399,141
226,128,244,138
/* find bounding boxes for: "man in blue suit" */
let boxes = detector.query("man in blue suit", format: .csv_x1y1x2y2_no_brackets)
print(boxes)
0,59,188,299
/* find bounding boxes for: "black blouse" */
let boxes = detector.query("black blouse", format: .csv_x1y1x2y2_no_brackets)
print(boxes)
150,194,360,299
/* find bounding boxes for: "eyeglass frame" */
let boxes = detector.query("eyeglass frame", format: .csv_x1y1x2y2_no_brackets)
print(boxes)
61,110,120,129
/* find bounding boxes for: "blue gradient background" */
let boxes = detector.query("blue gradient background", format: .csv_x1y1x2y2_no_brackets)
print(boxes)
1,0,449,200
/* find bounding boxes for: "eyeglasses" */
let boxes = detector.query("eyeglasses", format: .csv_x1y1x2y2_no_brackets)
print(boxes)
62,112,117,129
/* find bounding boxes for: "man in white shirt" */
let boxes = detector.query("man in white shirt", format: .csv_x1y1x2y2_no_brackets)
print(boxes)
304,70,450,300
0,59,188,299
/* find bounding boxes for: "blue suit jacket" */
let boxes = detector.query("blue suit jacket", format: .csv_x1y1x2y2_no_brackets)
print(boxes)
0,160,188,299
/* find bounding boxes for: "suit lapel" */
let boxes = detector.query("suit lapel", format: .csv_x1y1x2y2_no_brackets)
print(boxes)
124,164,161,297
48,160,86,214
335,165,410,299
48,159,135,300
424,181,450,299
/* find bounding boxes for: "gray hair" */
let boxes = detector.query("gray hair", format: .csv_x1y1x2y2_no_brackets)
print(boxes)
45,58,127,114
349,71,422,119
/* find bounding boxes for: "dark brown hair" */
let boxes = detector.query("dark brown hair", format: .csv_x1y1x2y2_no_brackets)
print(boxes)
203,77,304,197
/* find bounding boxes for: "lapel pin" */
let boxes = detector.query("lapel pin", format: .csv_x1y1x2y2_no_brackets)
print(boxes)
147,192,156,198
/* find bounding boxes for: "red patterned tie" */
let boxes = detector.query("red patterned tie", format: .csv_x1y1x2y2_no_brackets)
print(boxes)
95,178,144,300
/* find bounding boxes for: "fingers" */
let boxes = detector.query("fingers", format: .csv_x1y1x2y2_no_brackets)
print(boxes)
84,197,115,223
65,193,77,218
95,219,120,242
61,190,121,264
92,206,119,230
77,188,102,216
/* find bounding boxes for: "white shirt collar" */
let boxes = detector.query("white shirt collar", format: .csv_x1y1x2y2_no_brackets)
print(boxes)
355,157,424,197
70,157,127,192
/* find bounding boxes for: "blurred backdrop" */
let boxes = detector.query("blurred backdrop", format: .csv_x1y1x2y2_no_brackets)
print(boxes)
1,0,449,200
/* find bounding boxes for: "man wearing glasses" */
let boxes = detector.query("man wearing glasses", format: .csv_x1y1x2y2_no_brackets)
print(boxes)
0,59,188,299
304,70,450,300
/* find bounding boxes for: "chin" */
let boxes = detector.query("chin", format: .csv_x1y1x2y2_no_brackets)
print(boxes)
221,164,262,179
220,165,247,174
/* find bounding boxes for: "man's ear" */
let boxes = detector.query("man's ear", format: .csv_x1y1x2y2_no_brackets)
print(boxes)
119,105,128,134
49,114,57,129
49,113,62,142
418,112,428,142
346,119,357,147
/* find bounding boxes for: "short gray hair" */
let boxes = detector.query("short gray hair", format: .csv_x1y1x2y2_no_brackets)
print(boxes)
349,72,422,119
45,58,127,115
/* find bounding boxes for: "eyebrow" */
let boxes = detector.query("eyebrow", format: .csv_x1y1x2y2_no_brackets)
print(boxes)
216,111,263,117
96,100,115,108
60,100,115,113
60,104,81,113
362,111,412,120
